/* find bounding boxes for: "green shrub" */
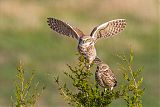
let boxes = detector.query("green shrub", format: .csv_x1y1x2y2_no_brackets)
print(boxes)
11,61,45,107
53,49,144,107
117,49,144,107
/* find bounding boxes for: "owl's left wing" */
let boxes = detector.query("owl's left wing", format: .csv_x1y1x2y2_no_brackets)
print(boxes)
47,18,84,40
90,19,126,41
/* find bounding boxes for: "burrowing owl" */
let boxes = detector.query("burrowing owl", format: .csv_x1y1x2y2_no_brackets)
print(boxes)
47,18,126,65
95,62,117,90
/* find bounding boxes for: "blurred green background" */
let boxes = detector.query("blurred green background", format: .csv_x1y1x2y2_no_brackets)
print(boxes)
0,0,159,107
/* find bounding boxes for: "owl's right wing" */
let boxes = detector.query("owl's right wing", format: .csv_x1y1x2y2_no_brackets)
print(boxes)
47,18,84,40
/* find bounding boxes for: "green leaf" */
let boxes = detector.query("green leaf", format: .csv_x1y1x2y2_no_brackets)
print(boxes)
137,77,143,87
129,48,134,63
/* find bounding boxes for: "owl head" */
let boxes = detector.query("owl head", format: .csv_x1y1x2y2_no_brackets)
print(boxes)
79,36,94,46
97,63,110,72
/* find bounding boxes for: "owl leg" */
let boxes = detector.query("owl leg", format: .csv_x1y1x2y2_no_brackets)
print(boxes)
110,87,113,91
84,58,92,70
104,88,107,92
87,59,95,70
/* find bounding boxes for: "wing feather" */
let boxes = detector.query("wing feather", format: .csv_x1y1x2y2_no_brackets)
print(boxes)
47,18,84,40
90,19,127,41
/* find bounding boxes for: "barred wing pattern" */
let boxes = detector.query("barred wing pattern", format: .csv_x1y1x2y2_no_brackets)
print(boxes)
90,19,126,41
47,18,84,40
95,63,117,90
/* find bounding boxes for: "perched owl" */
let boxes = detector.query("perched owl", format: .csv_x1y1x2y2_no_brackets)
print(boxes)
95,62,117,90
47,18,126,65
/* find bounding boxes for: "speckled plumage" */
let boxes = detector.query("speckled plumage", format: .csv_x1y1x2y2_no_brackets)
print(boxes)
95,63,117,90
47,18,126,65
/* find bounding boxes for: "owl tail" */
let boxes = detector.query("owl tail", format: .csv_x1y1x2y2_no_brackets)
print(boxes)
93,56,103,65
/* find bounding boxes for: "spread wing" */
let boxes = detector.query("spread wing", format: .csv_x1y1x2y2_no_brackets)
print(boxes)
47,18,84,40
90,19,126,41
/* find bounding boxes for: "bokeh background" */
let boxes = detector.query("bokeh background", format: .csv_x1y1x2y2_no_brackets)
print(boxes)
0,0,159,107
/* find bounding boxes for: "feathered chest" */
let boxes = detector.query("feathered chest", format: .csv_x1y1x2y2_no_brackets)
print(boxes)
78,44,95,54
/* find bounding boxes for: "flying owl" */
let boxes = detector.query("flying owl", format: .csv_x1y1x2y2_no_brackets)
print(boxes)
95,62,117,90
47,18,126,65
